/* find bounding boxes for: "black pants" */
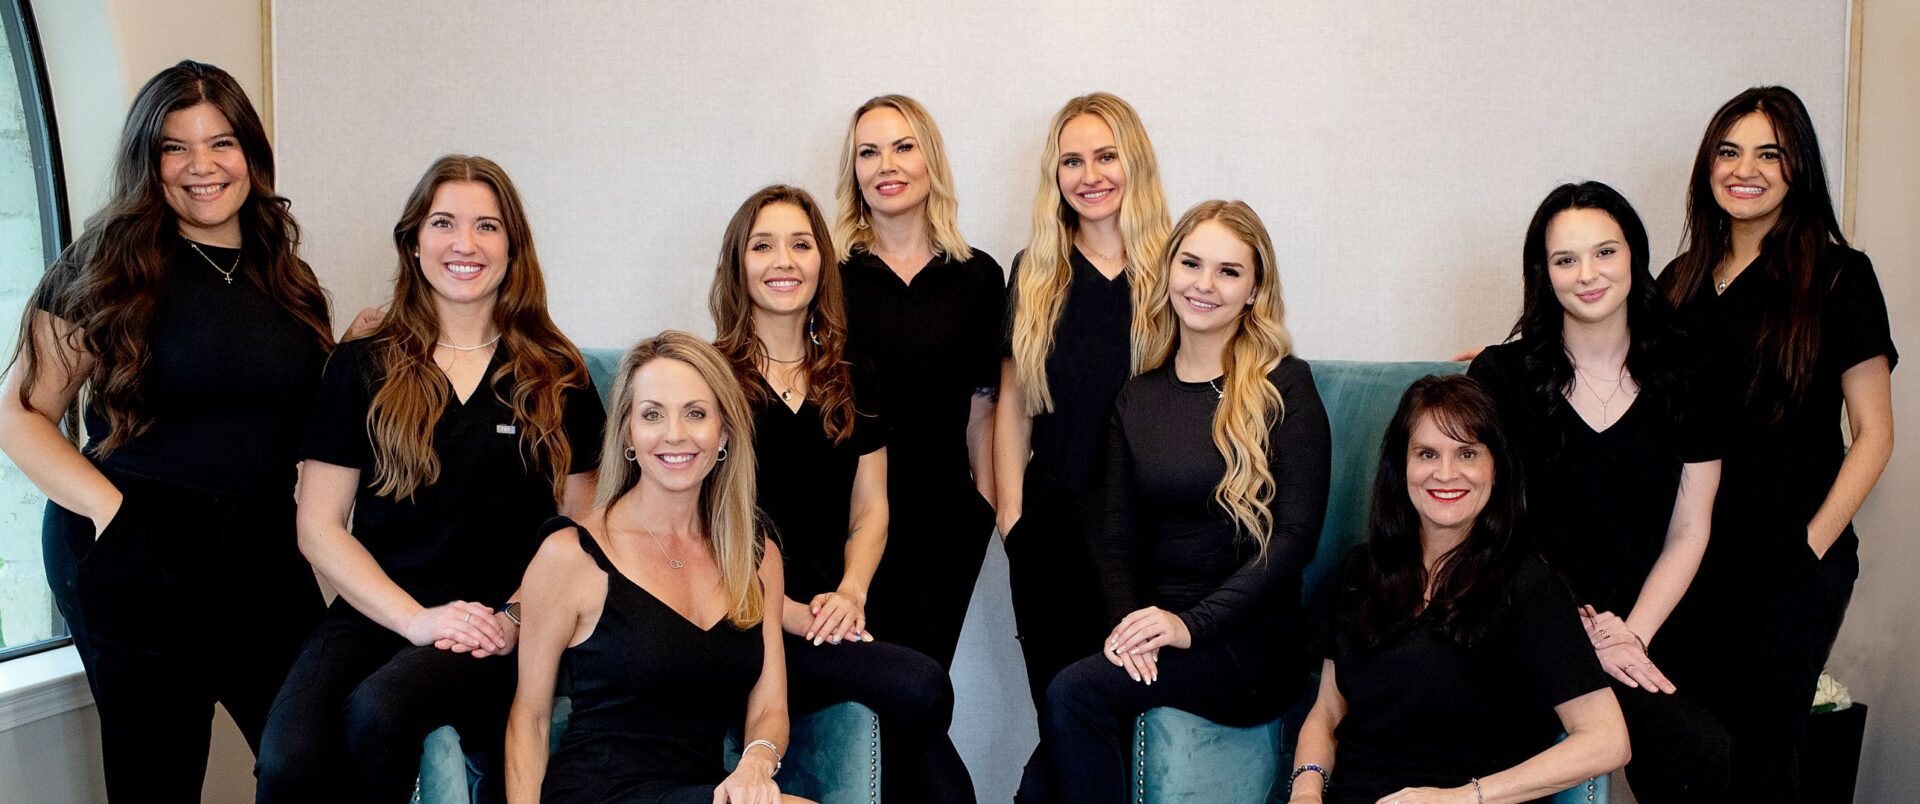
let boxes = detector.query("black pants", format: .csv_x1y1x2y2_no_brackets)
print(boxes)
42,471,323,803
786,634,976,803
1612,680,1732,802
1017,644,1292,804
866,482,994,670
1665,529,1859,802
255,603,518,804
1004,475,1107,713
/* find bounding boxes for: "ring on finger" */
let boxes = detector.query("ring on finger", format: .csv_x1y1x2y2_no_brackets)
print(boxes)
463,612,472,624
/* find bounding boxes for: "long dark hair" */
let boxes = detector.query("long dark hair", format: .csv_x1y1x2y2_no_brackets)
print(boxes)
1345,375,1527,650
1511,182,1679,431
1664,85,1846,414
364,155,589,502
12,60,332,453
707,185,858,444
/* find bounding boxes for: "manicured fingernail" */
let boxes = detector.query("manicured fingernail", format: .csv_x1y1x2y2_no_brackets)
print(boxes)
863,633,874,642
813,637,823,646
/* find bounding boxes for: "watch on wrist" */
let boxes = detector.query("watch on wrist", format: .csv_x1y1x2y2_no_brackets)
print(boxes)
504,600,521,626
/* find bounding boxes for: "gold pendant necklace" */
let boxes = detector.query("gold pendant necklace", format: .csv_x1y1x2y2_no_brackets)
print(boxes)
187,241,240,284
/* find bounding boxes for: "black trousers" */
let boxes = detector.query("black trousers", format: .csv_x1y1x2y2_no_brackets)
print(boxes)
1664,528,1859,802
1017,644,1294,804
786,634,976,803
865,482,994,671
42,471,323,804
1003,475,1107,713
255,602,518,804
1612,679,1732,802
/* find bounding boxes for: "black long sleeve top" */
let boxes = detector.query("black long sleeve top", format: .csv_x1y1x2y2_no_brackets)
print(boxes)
1095,356,1331,662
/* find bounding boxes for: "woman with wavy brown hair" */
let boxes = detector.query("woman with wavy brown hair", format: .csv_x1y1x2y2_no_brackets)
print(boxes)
0,60,332,800
711,184,975,801
254,155,603,803
1019,200,1330,802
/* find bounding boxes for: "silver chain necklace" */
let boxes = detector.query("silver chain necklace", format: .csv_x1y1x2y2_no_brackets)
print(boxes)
187,241,239,284
637,519,687,570
1573,363,1631,426
436,334,501,352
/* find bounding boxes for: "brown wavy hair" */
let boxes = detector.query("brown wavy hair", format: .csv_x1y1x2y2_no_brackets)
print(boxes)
708,185,857,443
12,60,332,451
362,155,588,502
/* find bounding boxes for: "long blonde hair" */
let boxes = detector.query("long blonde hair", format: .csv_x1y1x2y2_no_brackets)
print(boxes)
1147,200,1293,556
831,94,973,262
596,332,764,629
1010,92,1171,414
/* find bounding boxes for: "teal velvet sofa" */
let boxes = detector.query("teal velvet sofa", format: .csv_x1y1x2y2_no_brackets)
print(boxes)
413,347,882,804
1125,360,1607,803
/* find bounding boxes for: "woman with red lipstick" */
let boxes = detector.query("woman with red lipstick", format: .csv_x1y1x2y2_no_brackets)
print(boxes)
997,92,1172,716
255,155,603,803
1469,182,1729,801
0,61,333,800
709,185,975,801
1289,375,1630,804
1657,85,1895,798
1022,200,1329,802
833,94,1005,671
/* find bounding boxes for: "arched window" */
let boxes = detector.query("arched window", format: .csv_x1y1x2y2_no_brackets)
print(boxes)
1,0,71,661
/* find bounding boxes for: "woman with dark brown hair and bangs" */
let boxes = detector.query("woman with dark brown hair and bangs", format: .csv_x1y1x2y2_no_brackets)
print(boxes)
254,155,604,803
0,60,333,800
710,185,975,801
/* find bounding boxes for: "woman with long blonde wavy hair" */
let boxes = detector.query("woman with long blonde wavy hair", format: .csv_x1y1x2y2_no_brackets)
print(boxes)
834,94,1006,670
994,91,1171,716
256,155,605,803
1019,200,1331,802
507,332,810,804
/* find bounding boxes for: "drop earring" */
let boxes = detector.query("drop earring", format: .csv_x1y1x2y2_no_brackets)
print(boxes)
717,445,729,462
623,446,637,462
807,313,821,347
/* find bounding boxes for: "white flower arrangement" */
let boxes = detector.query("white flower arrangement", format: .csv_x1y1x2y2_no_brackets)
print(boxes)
1811,671,1853,714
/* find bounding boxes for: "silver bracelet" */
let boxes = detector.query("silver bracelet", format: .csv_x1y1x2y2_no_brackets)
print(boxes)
1469,777,1484,803
744,738,783,773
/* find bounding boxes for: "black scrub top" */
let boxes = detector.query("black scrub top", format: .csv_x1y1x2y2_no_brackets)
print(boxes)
44,238,328,497
1000,247,1134,494
1661,246,1897,552
840,247,1004,495
1311,554,1610,803
751,359,888,602
1469,341,1722,616
302,338,605,608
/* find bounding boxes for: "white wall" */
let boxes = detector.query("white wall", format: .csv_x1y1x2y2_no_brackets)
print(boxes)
1827,0,1920,798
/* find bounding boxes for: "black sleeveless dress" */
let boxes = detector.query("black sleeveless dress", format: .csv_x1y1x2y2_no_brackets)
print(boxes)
539,517,766,804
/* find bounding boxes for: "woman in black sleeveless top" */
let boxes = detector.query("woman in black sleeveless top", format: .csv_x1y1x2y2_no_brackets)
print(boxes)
507,333,810,804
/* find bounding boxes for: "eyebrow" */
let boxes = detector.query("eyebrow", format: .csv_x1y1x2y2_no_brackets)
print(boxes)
856,136,917,149
1176,250,1246,270
1718,139,1782,150
1061,145,1118,158
162,131,237,143
637,399,712,407
750,230,815,239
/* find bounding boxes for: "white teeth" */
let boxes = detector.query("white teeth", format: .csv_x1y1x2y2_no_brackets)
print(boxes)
1431,490,1466,500
1081,189,1110,199
1187,297,1219,310
767,279,800,288
187,184,225,197
447,264,482,276
660,454,694,465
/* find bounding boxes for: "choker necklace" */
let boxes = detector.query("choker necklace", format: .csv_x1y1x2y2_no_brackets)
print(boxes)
638,520,687,570
436,334,501,352
187,241,239,285
762,351,805,364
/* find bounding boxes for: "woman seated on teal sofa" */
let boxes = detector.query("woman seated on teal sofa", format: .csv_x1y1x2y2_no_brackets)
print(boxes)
1021,199,1331,802
1291,375,1629,803
505,332,812,804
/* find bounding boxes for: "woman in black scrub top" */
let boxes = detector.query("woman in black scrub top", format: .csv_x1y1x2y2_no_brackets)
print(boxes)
1657,85,1896,799
1469,182,1729,801
996,92,1172,713
0,61,333,801
1023,201,1329,802
833,94,1005,670
255,156,603,803
1291,376,1629,804
709,184,975,801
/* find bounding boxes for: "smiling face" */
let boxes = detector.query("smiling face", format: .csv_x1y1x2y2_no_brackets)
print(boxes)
743,202,822,318
1406,412,1494,537
1545,207,1632,326
1056,113,1127,226
626,357,728,496
416,180,511,313
1167,220,1257,338
1710,112,1790,229
852,106,931,221
159,102,252,245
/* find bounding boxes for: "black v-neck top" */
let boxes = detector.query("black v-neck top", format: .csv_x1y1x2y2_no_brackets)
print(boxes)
1000,247,1134,494
47,238,328,497
750,359,888,601
1096,358,1331,662
840,247,1004,492
1469,341,1721,615
1660,245,1897,545
302,338,605,608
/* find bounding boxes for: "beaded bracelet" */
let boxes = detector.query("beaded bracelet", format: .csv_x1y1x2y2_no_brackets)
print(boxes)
1289,763,1329,793
1469,776,1484,803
